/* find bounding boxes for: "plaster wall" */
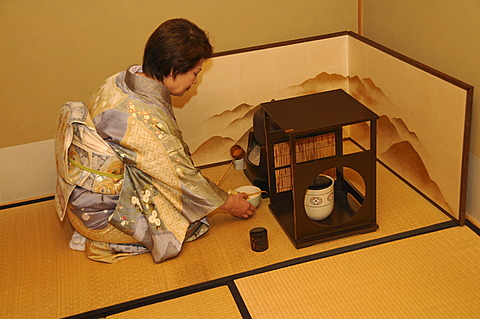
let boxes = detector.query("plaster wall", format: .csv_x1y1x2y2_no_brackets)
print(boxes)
0,0,357,148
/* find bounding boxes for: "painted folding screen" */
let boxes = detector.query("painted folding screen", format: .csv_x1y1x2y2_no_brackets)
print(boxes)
172,31,473,223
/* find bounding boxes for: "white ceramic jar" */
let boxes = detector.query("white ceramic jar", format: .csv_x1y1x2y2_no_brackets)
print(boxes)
304,174,335,221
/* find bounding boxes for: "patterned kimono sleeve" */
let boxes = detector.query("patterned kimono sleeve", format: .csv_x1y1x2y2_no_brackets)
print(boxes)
123,110,228,220
161,128,229,219
94,106,228,263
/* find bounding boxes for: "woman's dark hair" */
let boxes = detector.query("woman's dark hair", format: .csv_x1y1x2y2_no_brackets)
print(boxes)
143,18,213,81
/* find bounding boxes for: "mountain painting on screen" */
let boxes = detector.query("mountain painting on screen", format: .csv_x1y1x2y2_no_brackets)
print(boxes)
290,72,453,215
190,72,454,216
190,103,258,165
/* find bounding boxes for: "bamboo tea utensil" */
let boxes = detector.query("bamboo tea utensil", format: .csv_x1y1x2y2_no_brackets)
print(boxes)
216,145,245,185
246,190,267,198
227,190,267,198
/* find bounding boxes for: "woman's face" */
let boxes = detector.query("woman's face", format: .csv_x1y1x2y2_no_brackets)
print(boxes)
164,59,204,96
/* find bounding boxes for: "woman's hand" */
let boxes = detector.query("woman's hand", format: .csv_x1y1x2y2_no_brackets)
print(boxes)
219,193,256,219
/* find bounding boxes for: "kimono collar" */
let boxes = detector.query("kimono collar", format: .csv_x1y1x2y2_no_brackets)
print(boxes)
124,65,175,118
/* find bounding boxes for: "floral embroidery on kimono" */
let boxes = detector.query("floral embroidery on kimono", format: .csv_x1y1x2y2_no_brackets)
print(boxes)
55,65,228,263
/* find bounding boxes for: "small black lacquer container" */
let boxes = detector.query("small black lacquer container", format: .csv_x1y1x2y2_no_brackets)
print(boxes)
250,227,268,252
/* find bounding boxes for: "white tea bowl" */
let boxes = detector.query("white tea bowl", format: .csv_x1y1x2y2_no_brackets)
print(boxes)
234,185,262,208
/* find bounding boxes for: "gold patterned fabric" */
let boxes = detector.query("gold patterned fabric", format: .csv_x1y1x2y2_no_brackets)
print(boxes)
55,101,124,221
55,65,228,263
67,208,137,244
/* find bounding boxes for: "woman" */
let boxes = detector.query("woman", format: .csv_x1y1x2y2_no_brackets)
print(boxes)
55,19,255,263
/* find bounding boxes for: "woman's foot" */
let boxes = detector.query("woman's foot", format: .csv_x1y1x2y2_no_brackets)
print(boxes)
69,230,86,251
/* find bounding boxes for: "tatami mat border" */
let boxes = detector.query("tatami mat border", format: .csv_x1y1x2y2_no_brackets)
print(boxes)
65,220,459,319
227,281,252,319
0,195,54,210
466,219,480,235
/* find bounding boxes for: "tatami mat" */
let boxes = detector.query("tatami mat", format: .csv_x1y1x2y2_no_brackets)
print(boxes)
0,163,452,318
106,286,242,319
236,226,480,318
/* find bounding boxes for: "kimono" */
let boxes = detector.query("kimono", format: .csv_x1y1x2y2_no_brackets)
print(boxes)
55,65,228,263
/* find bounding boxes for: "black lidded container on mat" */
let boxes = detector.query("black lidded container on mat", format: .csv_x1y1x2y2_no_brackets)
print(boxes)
250,227,268,252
